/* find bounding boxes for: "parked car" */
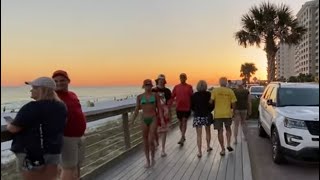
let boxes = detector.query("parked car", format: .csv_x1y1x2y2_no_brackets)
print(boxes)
258,82,319,164
249,85,265,99
246,83,259,89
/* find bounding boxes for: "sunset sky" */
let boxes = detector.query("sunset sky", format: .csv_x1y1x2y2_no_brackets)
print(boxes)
1,0,308,86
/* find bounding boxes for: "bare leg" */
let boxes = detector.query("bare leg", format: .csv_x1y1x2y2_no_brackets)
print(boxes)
142,124,150,168
196,127,202,157
233,114,240,144
149,119,157,166
45,165,59,180
226,126,232,148
240,112,248,141
161,132,167,156
23,165,59,180
61,167,78,180
154,127,159,148
205,126,212,150
182,118,187,140
179,119,183,134
178,118,187,144
217,129,225,153
178,119,183,144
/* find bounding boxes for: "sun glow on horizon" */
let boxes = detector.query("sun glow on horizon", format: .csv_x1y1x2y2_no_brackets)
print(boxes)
3,0,304,87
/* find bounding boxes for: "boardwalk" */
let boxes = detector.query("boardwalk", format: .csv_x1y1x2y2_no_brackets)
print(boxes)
94,119,252,180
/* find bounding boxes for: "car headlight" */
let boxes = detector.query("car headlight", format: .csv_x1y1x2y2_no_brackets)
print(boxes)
284,118,307,129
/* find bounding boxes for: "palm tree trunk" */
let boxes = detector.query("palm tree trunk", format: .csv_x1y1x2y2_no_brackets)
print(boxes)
266,54,271,82
270,53,276,82
265,36,278,83
267,52,276,82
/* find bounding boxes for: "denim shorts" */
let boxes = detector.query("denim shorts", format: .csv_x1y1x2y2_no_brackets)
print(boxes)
15,153,60,171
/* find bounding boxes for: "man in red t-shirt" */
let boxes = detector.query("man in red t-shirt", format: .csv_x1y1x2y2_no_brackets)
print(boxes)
52,70,87,180
170,73,193,145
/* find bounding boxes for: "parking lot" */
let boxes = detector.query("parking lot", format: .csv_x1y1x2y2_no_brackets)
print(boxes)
246,120,319,180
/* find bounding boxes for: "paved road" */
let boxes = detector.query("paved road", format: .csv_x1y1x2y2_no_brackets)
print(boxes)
245,120,319,180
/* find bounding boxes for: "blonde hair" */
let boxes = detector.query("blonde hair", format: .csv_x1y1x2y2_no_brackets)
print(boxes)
196,80,207,92
38,87,62,102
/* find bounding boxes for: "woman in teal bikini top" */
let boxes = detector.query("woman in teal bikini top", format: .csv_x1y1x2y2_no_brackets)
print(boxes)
140,94,156,104
140,94,156,125
131,79,164,168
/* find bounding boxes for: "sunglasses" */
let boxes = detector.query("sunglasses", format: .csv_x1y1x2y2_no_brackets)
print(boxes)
144,84,152,86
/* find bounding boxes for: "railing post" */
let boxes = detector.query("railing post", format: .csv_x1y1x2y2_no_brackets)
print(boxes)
122,112,131,149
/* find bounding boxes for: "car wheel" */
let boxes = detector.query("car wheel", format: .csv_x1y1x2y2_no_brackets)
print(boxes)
258,118,267,138
271,128,286,164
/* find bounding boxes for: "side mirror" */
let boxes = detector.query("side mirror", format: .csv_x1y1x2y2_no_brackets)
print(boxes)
267,99,274,106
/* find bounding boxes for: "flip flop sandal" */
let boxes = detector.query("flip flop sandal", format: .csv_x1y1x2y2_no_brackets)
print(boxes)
227,146,234,152
207,147,213,152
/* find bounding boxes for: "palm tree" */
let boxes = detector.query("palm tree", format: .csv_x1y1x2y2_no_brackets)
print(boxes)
235,2,306,82
253,77,258,83
240,63,258,84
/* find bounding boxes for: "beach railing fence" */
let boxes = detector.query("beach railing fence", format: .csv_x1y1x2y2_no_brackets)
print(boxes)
1,104,179,180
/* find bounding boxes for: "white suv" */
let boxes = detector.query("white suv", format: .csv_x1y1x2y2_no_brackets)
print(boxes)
258,82,319,164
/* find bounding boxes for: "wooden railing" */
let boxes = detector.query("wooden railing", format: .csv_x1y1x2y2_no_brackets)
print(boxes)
1,103,136,143
1,103,179,180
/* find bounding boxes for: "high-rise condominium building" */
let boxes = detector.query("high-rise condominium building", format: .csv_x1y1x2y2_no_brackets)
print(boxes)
294,0,319,77
275,44,295,79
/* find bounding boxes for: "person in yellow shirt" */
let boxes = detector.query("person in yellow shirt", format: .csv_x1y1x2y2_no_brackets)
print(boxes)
210,77,237,156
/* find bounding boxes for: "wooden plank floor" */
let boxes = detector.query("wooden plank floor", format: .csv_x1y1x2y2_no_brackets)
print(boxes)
95,118,252,180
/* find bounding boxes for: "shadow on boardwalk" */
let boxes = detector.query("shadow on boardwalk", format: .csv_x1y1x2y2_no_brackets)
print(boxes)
94,118,252,180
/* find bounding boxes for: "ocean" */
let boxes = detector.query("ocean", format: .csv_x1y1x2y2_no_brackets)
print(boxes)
1,84,219,112
1,85,147,112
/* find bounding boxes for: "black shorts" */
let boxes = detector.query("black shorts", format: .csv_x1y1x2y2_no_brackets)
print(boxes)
176,110,191,120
